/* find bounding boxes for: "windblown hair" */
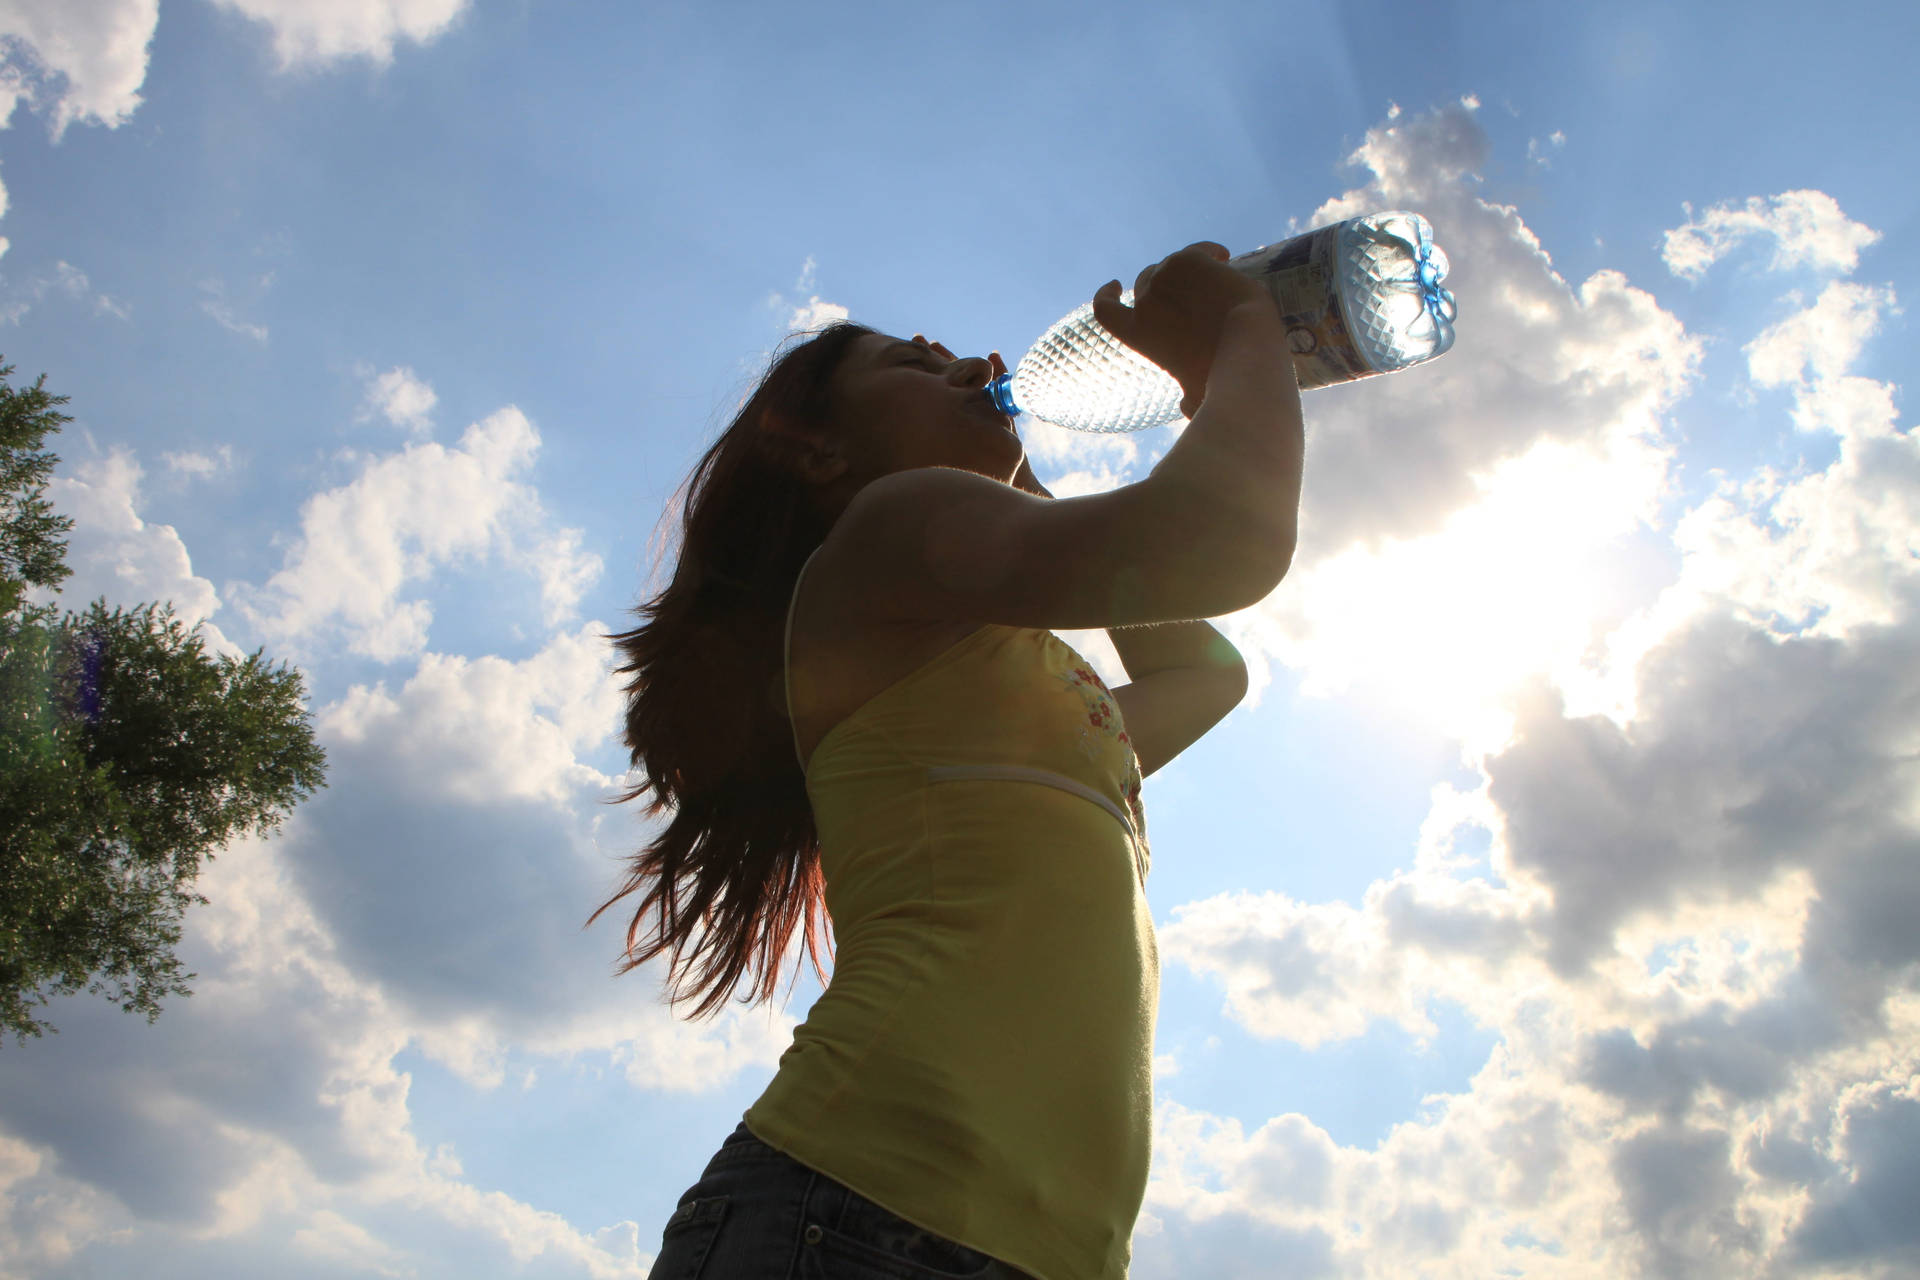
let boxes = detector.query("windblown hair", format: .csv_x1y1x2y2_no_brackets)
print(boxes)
593,321,876,1019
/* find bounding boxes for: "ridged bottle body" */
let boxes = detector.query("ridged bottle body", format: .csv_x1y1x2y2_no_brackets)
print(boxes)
990,211,1457,433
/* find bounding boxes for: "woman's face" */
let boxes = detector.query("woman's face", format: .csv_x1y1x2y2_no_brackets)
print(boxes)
826,332,1024,490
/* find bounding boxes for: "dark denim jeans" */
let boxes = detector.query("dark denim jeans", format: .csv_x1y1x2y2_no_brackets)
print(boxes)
646,1122,1036,1280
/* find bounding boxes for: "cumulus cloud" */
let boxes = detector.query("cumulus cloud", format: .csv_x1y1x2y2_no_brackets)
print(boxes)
0,354,793,1270
1147,154,1920,1277
0,832,664,1278
0,1132,119,1277
361,365,438,435
1662,190,1881,282
1679,284,1913,638
0,620,787,1276
24,444,244,658
1020,414,1144,498
10,86,1914,1279
1786,1074,1920,1270
766,255,850,334
208,0,470,69
0,0,157,259
296,621,795,1070
1295,100,1695,546
1163,892,1439,1046
0,0,159,137
317,622,622,811
1189,100,1699,741
1744,280,1898,390
229,405,603,660
162,444,238,480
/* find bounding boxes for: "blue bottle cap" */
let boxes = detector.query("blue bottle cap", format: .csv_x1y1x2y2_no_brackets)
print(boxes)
986,372,1019,416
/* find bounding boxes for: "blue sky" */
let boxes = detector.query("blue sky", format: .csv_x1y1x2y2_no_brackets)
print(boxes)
2,1,1917,1277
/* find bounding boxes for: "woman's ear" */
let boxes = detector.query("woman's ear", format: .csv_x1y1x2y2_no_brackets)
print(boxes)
761,411,850,487
795,439,849,486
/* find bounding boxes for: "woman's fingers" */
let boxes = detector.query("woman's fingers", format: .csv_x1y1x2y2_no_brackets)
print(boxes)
1132,243,1227,306
1091,278,1132,339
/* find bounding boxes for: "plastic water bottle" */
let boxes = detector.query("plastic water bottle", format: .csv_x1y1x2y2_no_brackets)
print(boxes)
986,212,1457,433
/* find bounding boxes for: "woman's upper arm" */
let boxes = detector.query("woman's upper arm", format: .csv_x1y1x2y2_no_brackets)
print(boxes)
828,465,1292,632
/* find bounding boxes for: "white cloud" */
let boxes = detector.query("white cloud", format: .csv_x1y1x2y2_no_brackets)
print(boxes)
228,406,603,660
1146,163,1920,1273
288,1209,411,1278
766,255,850,334
1209,103,1701,735
0,259,132,323
1662,190,1881,282
1145,925,1920,1277
1238,427,1675,749
198,277,270,343
1675,286,1915,642
162,444,238,480
0,1132,121,1278
1019,413,1143,498
0,0,159,137
201,302,267,342
785,294,850,332
316,622,623,810
208,0,470,69
1744,280,1897,389
361,365,438,435
25,444,244,659
1525,130,1566,167
10,85,1915,1278
0,831,657,1278
521,522,603,627
1161,892,1438,1047
0,675,781,1273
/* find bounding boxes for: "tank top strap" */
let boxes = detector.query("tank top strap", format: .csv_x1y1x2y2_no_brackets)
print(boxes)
783,546,824,771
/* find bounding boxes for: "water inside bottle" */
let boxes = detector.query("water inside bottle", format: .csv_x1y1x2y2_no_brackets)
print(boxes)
1004,291,1186,434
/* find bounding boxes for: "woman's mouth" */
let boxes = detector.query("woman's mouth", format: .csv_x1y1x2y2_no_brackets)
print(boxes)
976,388,1017,432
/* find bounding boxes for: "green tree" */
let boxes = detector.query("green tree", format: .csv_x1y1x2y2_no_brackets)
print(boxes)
1,361,328,1042
0,364,72,624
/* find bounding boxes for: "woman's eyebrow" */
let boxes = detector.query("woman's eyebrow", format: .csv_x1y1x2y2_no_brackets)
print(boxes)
880,340,927,362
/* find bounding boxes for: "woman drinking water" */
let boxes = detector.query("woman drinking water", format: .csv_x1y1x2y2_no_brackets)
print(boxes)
606,241,1304,1280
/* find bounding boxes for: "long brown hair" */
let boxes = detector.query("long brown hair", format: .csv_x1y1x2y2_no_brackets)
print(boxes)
593,321,876,1018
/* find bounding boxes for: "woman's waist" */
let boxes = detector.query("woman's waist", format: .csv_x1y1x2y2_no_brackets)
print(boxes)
814,782,1150,932
776,936,1158,1118
809,753,1141,851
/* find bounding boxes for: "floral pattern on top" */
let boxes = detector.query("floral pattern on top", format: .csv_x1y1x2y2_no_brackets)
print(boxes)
1055,661,1149,874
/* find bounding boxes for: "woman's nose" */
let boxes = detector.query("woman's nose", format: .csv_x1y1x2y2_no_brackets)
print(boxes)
946,356,993,389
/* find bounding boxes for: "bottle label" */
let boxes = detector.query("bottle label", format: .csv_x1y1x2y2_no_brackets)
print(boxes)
1231,225,1375,391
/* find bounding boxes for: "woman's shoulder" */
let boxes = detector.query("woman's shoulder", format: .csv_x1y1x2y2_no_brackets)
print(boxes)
788,519,986,766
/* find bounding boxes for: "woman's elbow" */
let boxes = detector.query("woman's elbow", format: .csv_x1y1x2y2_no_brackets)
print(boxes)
1210,526,1295,614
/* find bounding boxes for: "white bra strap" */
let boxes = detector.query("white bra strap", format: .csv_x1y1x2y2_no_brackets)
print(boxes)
783,545,824,772
925,763,1147,887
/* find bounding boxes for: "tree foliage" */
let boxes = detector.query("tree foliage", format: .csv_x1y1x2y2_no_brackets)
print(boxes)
1,360,328,1042
0,362,73,624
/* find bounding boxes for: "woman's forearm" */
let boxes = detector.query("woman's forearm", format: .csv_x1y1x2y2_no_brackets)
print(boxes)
1107,617,1244,683
1146,300,1304,579
1106,619,1249,775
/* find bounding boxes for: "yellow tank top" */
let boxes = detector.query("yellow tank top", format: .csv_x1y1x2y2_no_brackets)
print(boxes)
743,552,1158,1280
